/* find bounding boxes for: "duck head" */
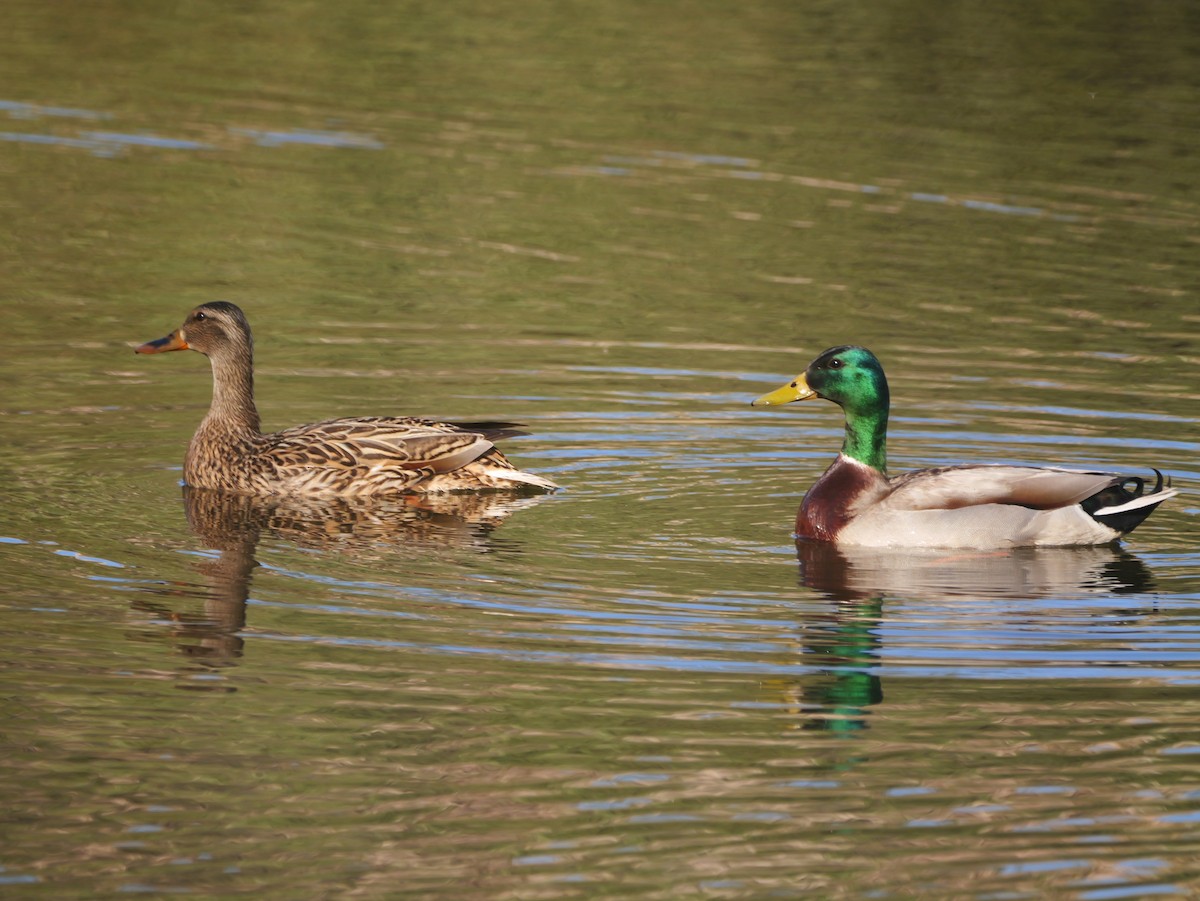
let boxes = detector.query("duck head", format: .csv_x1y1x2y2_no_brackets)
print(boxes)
135,301,253,361
752,345,890,471
752,345,889,417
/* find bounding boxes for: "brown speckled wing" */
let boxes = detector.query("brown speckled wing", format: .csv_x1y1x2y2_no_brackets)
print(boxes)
258,418,495,493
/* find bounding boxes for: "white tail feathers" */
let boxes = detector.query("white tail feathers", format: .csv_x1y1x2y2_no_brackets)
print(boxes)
479,465,559,492
1092,487,1178,518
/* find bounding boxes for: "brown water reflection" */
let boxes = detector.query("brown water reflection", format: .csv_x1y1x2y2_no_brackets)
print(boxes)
183,485,540,556
131,487,547,671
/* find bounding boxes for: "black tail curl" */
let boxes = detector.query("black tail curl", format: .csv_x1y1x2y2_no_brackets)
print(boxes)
1082,469,1171,536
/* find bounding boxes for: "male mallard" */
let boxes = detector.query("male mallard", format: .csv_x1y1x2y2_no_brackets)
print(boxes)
752,345,1175,548
136,302,558,496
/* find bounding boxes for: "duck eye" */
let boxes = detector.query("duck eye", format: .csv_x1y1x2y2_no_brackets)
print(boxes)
194,311,207,321
829,358,843,369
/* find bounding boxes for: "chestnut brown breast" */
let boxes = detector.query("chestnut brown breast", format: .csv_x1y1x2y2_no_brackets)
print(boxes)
797,456,887,542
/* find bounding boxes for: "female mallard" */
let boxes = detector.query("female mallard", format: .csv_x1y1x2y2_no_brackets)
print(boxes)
752,346,1175,548
136,302,558,497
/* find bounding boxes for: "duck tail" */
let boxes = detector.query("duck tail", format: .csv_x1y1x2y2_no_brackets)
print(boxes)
488,468,560,492
1085,469,1178,535
447,420,531,441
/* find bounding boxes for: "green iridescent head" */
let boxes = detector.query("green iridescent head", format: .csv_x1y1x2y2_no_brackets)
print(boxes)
752,345,890,471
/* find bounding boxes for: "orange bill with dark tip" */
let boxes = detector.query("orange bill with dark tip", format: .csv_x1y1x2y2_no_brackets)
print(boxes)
135,330,189,354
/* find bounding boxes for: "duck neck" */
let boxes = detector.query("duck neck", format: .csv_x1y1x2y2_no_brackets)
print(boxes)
840,402,888,473
203,349,261,437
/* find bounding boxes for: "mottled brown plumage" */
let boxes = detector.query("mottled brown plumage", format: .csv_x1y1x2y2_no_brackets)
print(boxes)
136,302,558,497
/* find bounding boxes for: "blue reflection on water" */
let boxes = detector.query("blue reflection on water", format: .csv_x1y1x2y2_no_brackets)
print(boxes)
0,99,108,120
231,127,384,149
81,130,213,150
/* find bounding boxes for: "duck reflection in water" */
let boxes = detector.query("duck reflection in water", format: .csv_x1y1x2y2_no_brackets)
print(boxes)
783,541,1156,733
797,540,1155,602
133,486,549,675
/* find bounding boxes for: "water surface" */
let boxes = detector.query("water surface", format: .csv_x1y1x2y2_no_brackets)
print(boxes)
2,2,1198,898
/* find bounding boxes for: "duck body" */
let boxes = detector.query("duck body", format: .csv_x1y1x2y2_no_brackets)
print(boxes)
137,302,558,497
754,346,1175,549
182,413,553,497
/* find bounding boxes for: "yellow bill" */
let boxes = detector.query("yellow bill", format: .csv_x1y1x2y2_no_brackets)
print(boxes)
751,373,817,406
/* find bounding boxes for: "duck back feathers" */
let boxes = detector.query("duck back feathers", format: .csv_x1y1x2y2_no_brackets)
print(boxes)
824,463,1174,549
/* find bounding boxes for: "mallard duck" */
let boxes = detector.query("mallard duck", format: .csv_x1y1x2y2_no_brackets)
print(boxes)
752,345,1175,548
136,302,559,496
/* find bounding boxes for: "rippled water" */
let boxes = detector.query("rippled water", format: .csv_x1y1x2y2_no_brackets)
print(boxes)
3,1,1200,898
